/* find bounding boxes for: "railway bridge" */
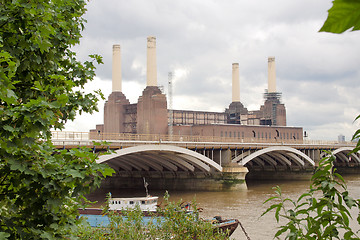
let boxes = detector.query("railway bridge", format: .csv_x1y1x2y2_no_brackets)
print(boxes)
52,131,359,190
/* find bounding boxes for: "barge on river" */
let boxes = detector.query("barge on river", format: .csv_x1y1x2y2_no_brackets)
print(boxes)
79,195,239,237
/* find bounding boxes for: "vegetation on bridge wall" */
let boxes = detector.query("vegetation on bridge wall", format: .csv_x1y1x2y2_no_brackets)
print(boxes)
219,178,247,190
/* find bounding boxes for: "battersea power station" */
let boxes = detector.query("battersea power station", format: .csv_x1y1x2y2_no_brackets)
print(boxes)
91,36,303,142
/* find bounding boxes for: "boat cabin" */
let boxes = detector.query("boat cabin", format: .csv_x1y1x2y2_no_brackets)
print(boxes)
109,196,158,211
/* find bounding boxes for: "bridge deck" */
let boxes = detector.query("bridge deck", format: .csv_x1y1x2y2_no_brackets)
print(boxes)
51,131,355,150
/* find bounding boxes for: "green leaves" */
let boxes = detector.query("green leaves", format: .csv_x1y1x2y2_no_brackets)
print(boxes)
0,232,10,239
351,114,360,154
262,154,360,239
320,0,360,33
0,48,18,105
0,1,113,239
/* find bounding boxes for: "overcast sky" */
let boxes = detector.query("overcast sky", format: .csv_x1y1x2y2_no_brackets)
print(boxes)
65,0,360,141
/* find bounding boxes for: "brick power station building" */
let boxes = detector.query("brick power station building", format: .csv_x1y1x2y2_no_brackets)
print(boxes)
91,37,303,142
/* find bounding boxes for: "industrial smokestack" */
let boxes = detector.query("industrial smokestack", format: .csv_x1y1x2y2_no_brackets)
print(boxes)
147,36,157,86
232,63,240,102
112,44,122,92
268,56,276,93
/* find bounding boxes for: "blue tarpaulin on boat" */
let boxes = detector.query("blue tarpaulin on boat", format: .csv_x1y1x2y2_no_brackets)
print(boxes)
80,214,164,228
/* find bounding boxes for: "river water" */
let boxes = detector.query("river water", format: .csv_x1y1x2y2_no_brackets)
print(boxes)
87,175,360,240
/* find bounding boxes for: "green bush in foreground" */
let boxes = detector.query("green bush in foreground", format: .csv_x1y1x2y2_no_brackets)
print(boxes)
262,154,360,239
76,193,232,240
0,1,114,239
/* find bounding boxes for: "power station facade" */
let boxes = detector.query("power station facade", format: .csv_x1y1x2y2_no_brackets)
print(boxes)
91,36,302,142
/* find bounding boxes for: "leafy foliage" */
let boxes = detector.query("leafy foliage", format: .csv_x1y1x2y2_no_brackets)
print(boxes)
351,114,360,153
262,154,360,239
76,193,231,240
0,0,114,239
320,0,360,33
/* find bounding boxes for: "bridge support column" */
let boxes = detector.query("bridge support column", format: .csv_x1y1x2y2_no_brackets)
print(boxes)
222,149,232,166
314,149,321,166
212,148,232,166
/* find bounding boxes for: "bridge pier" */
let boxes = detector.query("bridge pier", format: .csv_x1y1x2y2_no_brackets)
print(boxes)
221,163,249,190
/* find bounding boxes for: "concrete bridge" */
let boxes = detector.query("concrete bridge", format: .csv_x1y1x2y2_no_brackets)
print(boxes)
52,131,359,190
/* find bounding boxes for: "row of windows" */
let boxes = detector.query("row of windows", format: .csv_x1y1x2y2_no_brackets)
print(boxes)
221,131,245,138
171,111,227,125
111,200,134,205
173,118,226,124
111,200,157,205
220,131,300,140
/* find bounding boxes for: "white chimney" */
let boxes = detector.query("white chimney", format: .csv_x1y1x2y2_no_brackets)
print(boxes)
147,36,157,86
112,44,122,92
232,63,240,102
268,56,276,93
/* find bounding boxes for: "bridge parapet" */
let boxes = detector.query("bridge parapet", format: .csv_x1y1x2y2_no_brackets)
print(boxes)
51,131,355,149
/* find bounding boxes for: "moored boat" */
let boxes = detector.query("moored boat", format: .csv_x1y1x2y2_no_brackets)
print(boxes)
210,216,240,237
79,179,239,236
78,195,160,219
79,195,239,237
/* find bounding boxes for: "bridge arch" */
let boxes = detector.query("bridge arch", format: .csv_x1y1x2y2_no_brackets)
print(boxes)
97,144,222,174
332,147,360,165
232,146,315,169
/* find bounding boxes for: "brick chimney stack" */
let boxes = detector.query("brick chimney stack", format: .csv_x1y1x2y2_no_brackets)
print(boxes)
268,56,276,93
232,63,240,102
146,36,157,87
112,44,122,92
